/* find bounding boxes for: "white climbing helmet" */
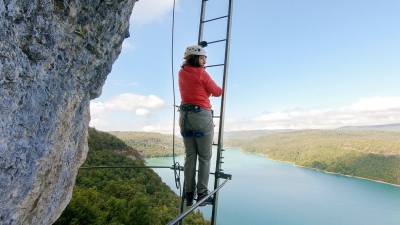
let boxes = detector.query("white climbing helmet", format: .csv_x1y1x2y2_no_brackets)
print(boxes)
184,45,206,59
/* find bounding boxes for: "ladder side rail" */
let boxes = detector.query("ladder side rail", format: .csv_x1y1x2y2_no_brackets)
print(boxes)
178,180,186,225
211,0,233,224
197,0,207,45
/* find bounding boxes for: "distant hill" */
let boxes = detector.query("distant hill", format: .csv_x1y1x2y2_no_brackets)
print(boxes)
222,123,400,141
337,123,400,132
228,129,400,185
109,131,185,158
222,129,293,140
103,128,400,185
106,123,400,158
109,130,293,157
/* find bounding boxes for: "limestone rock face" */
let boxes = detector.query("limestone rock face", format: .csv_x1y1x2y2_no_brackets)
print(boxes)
0,0,136,224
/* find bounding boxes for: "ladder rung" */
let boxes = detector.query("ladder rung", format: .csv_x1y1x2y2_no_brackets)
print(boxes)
221,149,225,151
206,64,224,68
207,39,226,45
213,116,220,118
203,15,228,23
212,143,218,146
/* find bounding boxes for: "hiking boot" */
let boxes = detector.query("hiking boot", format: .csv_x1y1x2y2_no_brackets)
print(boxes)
186,192,194,206
197,190,213,206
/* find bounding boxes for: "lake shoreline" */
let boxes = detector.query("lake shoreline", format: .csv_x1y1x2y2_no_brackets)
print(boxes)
236,148,400,188
147,148,400,225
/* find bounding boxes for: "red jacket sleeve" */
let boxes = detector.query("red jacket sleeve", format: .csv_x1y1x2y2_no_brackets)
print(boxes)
201,70,223,97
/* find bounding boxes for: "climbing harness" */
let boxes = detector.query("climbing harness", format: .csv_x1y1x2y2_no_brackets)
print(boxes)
179,104,201,112
180,130,212,138
178,104,212,138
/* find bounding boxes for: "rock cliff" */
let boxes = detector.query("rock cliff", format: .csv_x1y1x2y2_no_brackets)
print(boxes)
0,0,136,224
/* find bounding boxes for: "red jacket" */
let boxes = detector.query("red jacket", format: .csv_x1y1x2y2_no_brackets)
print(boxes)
179,65,222,109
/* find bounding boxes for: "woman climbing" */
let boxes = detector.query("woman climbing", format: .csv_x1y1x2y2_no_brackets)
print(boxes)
178,44,223,206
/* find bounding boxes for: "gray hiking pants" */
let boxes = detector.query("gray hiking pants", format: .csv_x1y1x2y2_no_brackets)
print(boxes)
179,107,214,194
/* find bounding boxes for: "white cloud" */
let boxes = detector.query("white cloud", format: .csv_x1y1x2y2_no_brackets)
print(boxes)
90,93,165,120
103,93,165,111
90,102,108,122
89,93,172,132
136,108,150,116
225,97,400,131
142,122,176,133
110,81,139,87
340,97,400,112
131,0,180,25
122,40,135,50
128,82,138,86
91,96,400,133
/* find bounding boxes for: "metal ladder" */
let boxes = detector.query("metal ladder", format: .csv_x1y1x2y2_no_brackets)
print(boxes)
178,1,233,224
199,0,234,224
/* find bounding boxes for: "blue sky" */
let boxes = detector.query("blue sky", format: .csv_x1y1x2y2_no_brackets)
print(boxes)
90,0,400,133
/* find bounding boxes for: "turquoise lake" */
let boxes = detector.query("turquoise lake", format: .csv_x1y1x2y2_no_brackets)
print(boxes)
146,148,400,225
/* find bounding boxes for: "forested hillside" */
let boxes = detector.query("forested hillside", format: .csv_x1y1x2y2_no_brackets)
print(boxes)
226,130,400,185
109,130,292,158
109,131,185,158
55,128,208,225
